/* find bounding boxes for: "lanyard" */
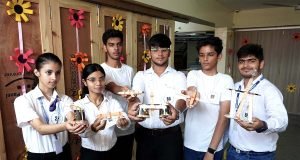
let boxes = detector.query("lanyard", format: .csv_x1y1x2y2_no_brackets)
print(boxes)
38,96,60,139
235,76,264,111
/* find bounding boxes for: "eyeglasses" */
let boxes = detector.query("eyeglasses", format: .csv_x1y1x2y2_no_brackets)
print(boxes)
86,77,105,83
150,47,170,53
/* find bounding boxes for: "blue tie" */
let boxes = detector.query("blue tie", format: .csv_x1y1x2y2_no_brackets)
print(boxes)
49,96,59,112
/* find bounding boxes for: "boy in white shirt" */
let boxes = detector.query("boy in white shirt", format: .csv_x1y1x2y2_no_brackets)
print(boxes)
184,37,234,160
227,44,288,160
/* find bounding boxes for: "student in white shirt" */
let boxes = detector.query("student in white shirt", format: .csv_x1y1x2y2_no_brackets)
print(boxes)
14,53,86,160
100,29,135,160
128,33,186,160
74,63,130,160
227,44,288,160
183,37,234,160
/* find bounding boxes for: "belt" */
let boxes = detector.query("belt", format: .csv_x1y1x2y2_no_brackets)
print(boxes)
136,123,181,136
230,145,274,155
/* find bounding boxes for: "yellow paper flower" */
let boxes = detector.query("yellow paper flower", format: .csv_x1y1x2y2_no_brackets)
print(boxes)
6,0,33,22
142,50,150,63
287,84,296,93
112,14,124,31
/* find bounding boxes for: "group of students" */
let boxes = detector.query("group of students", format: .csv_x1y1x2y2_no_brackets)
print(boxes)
13,29,288,160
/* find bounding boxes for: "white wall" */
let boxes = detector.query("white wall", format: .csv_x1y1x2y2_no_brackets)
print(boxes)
132,0,233,27
233,7,300,28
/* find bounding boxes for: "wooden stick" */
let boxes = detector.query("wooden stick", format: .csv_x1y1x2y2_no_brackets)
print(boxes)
228,88,260,96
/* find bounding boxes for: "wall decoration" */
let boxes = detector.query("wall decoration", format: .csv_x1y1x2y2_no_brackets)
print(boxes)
112,14,124,31
6,0,33,22
6,0,35,94
142,49,150,63
68,8,88,99
242,37,249,45
10,48,35,73
141,23,151,71
287,83,296,93
292,32,300,41
227,48,233,56
69,9,85,29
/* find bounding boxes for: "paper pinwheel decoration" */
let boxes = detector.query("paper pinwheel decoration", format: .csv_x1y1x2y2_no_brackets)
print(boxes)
112,14,124,31
142,49,151,63
70,52,88,72
6,0,33,22
287,84,296,93
10,48,35,73
141,23,151,36
69,9,85,28
242,37,249,45
292,33,300,41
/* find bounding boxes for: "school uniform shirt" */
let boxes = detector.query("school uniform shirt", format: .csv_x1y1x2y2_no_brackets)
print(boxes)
184,70,234,152
132,66,187,129
228,74,288,152
75,91,131,151
14,86,73,153
101,62,135,136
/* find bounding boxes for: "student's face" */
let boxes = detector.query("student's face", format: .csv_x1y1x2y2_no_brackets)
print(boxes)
198,45,221,72
34,62,61,90
83,71,105,94
150,47,170,67
238,55,264,79
103,37,123,61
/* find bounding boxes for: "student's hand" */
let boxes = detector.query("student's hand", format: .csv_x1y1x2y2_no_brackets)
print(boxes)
204,152,214,160
65,120,87,134
182,86,200,108
235,117,264,131
128,102,145,122
117,117,129,128
161,103,179,126
91,117,106,132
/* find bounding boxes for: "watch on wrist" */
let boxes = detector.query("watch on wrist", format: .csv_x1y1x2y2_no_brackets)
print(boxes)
207,147,216,155
256,120,268,133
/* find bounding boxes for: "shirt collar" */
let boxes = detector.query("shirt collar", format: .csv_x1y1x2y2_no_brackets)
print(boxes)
82,92,109,104
32,86,60,100
145,66,174,75
240,74,264,87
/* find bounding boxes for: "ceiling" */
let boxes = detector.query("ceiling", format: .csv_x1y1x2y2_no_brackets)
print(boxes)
216,0,300,11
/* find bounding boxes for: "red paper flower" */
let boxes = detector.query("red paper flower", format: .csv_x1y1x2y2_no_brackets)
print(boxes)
242,38,249,45
69,9,85,28
70,52,88,72
10,48,35,73
141,23,151,36
227,48,233,55
120,55,125,63
293,33,300,41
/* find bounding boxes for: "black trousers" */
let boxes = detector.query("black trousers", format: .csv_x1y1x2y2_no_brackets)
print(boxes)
80,146,115,160
110,133,135,160
135,124,183,160
27,143,71,160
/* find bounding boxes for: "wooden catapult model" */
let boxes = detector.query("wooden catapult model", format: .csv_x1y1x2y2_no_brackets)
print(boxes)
118,90,144,97
97,112,124,121
72,105,85,121
137,92,170,118
225,70,260,123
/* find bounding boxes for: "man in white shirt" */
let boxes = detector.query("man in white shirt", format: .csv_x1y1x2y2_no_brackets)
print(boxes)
184,37,234,160
100,29,135,160
227,44,288,160
128,33,186,160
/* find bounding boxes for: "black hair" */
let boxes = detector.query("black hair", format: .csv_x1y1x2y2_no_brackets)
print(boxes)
102,29,123,45
81,63,106,97
33,53,62,87
237,44,264,62
148,33,171,48
196,36,223,55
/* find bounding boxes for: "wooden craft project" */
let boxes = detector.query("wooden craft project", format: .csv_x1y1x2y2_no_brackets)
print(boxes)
97,112,124,121
117,90,143,97
72,105,85,121
225,70,260,123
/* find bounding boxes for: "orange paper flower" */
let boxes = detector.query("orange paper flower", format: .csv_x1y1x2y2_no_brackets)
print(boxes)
141,23,151,36
70,52,88,72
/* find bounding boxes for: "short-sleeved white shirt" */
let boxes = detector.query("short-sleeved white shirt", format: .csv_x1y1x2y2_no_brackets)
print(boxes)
228,74,288,152
184,70,234,152
101,62,135,136
132,66,187,129
14,86,73,153
75,91,130,151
